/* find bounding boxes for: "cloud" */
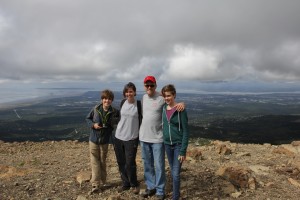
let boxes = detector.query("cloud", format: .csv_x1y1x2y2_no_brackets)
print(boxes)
254,40,300,81
162,44,258,82
163,45,222,81
0,0,300,86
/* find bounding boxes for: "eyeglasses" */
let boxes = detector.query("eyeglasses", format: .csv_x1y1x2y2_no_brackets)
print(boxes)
144,84,155,88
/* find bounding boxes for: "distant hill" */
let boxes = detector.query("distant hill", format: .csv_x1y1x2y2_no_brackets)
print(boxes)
0,91,300,144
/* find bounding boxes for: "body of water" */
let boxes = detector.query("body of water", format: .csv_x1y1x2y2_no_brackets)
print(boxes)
0,87,88,106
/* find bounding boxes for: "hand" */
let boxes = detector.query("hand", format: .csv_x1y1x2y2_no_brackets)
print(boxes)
178,155,186,163
175,102,185,112
93,123,102,129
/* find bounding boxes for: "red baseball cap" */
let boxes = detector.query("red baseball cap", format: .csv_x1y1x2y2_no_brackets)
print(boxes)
144,76,156,84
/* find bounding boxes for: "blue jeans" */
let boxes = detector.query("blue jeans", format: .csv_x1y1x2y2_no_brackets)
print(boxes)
140,141,165,196
165,144,182,200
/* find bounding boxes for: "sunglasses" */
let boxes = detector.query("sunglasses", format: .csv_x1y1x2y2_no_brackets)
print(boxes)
144,84,155,88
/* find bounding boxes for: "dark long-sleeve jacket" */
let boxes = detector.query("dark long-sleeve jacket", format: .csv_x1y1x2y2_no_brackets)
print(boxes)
86,103,120,144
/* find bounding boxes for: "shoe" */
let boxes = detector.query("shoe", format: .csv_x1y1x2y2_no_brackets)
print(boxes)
132,186,140,194
91,185,100,193
102,183,112,188
117,186,130,193
155,194,165,200
140,188,156,198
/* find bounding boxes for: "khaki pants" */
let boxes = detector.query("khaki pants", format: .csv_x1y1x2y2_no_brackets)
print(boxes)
89,141,109,186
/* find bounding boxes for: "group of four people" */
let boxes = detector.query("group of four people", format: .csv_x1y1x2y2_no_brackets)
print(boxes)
86,76,189,200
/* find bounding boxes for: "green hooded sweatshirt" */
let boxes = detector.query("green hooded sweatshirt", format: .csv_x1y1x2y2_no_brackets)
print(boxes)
162,104,189,156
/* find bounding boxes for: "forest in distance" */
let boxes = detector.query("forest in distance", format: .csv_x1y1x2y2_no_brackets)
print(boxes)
0,91,300,145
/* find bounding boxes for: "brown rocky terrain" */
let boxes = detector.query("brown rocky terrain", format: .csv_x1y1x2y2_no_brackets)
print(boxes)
1,139,300,200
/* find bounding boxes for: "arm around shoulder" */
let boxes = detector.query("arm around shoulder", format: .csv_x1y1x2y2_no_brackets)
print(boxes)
176,102,185,112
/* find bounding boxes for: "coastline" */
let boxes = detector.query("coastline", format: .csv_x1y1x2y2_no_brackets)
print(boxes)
2,90,300,111
0,91,86,111
0,97,49,110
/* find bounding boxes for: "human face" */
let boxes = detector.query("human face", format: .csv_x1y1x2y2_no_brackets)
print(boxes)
102,97,112,110
163,91,175,106
125,88,136,102
144,81,156,96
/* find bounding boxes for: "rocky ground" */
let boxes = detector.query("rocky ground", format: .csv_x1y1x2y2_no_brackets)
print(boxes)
2,139,300,200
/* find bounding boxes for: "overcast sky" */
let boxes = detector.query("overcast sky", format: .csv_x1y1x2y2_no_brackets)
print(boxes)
1,0,300,91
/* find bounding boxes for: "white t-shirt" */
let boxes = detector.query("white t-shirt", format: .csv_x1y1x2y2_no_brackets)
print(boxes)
139,92,165,143
115,100,139,141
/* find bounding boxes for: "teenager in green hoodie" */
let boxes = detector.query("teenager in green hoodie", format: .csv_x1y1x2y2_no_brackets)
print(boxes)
161,84,189,200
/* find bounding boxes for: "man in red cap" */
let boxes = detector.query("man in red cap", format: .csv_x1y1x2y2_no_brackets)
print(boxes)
139,75,184,200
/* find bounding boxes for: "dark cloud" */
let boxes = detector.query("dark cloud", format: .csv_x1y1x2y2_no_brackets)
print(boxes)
0,0,300,86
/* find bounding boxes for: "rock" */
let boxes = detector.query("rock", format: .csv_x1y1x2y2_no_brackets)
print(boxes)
0,164,40,179
249,165,270,176
221,181,236,194
217,144,232,155
290,160,300,171
288,178,300,188
216,165,257,190
281,144,300,154
231,191,242,198
291,141,300,146
76,171,91,187
263,143,272,147
107,196,122,200
236,152,251,157
76,195,87,200
265,182,275,187
211,140,225,146
248,177,256,190
272,146,295,157
186,148,202,160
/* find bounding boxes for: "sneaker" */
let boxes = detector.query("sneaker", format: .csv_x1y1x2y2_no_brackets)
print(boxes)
132,186,140,194
140,188,156,198
117,186,130,193
102,183,112,188
155,194,165,200
91,185,100,193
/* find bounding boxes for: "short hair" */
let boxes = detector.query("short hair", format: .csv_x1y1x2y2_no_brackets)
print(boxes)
161,84,176,98
101,89,114,101
123,82,137,97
